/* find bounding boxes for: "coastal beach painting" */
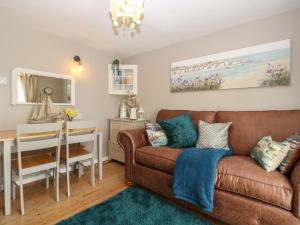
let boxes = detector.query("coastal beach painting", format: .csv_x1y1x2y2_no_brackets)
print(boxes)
170,40,291,92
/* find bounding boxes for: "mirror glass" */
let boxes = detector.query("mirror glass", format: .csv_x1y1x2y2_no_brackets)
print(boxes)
12,68,75,105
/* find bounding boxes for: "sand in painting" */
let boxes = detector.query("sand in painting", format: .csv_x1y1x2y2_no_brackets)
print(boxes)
221,58,290,89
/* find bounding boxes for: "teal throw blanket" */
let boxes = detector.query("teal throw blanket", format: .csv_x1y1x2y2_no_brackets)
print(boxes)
173,147,232,212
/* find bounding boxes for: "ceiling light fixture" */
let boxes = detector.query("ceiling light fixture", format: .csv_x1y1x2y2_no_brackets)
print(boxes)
109,0,145,31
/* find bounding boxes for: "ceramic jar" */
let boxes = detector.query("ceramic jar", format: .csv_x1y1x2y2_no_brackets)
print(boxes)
137,107,144,120
130,107,137,120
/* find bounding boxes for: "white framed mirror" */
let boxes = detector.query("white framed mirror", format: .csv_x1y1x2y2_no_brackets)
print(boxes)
11,68,75,106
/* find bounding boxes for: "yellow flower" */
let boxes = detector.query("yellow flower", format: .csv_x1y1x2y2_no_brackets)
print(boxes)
64,108,78,119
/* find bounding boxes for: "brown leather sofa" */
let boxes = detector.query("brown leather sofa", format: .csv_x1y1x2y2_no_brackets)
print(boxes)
118,109,300,225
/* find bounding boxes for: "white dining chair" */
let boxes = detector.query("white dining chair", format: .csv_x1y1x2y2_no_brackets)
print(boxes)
12,122,62,215
62,120,98,197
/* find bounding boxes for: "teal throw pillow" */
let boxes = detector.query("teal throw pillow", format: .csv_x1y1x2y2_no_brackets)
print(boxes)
159,112,197,148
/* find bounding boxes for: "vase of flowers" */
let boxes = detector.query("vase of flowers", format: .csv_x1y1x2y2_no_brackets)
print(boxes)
64,108,78,121
125,92,139,120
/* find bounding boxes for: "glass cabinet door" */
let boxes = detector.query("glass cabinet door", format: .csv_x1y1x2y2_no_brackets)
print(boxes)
108,64,137,95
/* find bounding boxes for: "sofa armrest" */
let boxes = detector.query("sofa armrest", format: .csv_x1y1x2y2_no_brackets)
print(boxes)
117,128,148,183
291,161,300,218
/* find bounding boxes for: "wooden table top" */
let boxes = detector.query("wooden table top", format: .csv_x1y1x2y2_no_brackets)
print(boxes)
0,128,102,142
0,130,16,141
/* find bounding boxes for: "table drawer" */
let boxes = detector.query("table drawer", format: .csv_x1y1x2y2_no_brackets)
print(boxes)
109,141,125,163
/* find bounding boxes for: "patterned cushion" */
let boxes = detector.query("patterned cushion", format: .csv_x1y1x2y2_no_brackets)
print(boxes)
278,135,300,174
196,120,232,149
145,123,168,147
159,112,197,148
251,136,290,172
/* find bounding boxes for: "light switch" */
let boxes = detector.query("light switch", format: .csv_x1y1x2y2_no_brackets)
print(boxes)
0,77,7,85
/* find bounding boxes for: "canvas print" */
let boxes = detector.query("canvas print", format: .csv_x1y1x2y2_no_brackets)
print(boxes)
170,40,291,92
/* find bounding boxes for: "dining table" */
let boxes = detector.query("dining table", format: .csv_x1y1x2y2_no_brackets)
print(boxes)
0,128,103,215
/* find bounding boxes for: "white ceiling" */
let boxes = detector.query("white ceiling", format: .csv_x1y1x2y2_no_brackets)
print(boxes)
1,0,300,57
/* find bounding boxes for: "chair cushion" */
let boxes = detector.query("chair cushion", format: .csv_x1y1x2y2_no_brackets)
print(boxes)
60,147,91,160
135,146,182,174
215,156,293,210
12,153,55,170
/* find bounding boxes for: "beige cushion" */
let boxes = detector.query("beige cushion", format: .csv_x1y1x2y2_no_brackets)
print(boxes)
196,120,232,149
251,136,290,172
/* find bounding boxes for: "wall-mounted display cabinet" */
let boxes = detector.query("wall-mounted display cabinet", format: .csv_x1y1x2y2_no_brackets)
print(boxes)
108,64,137,95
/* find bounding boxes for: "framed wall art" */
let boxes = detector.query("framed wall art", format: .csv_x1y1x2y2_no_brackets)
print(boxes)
170,40,291,92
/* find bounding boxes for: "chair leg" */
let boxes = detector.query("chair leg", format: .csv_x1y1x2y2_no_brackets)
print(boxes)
52,168,56,187
91,158,95,187
80,163,84,176
46,169,49,189
19,182,25,215
12,183,16,200
78,162,82,179
55,168,60,202
11,169,16,200
66,162,71,197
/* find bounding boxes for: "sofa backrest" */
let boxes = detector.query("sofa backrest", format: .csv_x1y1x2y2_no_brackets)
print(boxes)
217,110,300,156
156,109,216,127
156,109,300,156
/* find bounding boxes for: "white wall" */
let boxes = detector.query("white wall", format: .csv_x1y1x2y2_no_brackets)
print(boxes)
125,9,300,121
0,22,121,157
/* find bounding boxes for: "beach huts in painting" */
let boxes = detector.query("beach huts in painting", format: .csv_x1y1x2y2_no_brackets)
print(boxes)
170,40,290,92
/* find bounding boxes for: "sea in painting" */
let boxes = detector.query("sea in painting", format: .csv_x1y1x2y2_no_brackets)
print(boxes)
170,40,290,92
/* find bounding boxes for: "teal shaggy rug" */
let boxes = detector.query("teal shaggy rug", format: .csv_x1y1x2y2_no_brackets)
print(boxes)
57,186,211,225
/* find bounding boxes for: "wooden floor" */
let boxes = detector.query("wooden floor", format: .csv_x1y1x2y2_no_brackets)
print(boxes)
0,161,128,225
0,161,224,225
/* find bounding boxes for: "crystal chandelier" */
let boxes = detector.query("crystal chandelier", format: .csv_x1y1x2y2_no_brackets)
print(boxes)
109,0,145,30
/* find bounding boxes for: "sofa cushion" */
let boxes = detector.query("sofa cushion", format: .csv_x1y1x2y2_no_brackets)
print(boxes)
145,122,168,147
251,136,290,172
156,109,216,128
215,155,293,210
159,112,198,148
279,135,300,174
196,120,232,149
135,146,181,174
216,110,300,156
135,146,293,210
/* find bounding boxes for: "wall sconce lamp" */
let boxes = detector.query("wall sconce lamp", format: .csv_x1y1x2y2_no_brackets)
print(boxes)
73,55,83,73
